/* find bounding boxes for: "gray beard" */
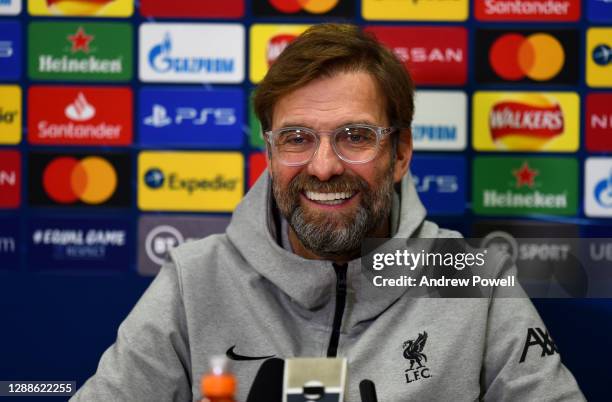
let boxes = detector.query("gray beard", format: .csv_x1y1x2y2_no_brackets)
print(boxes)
273,164,395,259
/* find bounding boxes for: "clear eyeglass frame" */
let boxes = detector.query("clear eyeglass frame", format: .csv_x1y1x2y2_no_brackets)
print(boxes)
263,124,396,166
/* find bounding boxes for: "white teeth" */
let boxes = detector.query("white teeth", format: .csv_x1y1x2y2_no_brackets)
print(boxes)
304,191,354,202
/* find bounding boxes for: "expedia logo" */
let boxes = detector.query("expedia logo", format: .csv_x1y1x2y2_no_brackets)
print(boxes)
489,101,564,140
592,44,612,66
0,85,21,144
144,168,238,194
587,28,612,87
29,152,131,207
268,0,339,14
138,151,244,212
267,34,297,67
0,107,18,124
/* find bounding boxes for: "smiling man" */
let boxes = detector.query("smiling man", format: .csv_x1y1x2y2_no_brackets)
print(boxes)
72,24,584,401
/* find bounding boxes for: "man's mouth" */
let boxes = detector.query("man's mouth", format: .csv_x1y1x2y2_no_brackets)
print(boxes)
303,191,356,206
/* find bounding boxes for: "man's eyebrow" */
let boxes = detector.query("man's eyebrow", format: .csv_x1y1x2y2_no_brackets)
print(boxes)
277,119,379,129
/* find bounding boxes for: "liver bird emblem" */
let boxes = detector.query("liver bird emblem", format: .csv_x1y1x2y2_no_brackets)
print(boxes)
403,332,428,370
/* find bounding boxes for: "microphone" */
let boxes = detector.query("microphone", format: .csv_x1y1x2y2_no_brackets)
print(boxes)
284,358,347,402
359,379,378,402
246,358,284,402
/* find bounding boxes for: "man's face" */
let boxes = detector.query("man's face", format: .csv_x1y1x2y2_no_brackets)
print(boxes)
267,71,408,259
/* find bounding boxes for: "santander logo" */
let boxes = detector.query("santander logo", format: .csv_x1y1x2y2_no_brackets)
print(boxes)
65,92,95,122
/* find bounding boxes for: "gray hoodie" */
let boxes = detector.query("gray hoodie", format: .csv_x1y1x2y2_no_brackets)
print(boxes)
72,172,585,401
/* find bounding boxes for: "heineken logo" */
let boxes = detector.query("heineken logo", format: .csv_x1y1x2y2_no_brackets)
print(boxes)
68,26,94,53
473,157,577,216
29,22,132,81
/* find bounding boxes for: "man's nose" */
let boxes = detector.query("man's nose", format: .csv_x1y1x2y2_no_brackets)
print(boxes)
306,137,344,181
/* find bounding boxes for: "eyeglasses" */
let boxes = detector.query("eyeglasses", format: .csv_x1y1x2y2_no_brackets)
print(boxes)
264,124,396,166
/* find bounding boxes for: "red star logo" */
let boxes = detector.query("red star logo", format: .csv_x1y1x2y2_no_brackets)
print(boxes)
512,162,539,188
67,27,94,53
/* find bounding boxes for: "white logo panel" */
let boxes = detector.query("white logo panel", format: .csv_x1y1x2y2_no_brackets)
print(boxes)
585,157,612,218
412,91,467,151
139,23,245,83
0,0,21,15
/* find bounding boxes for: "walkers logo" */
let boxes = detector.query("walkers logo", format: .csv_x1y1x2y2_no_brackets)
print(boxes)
411,155,465,215
138,151,244,212
28,22,132,81
587,0,612,22
587,28,612,87
28,0,133,17
412,91,466,150
0,0,21,15
519,327,558,363
253,0,352,17
472,157,578,216
474,0,580,21
586,93,612,151
28,217,131,271
473,92,579,152
141,0,243,18
0,21,21,80
365,26,467,86
28,152,131,207
138,215,230,276
0,85,21,144
250,24,309,83
402,332,431,384
140,23,244,83
139,87,243,148
585,157,612,217
0,217,19,270
28,86,132,146
0,150,20,208
475,30,578,85
363,0,468,21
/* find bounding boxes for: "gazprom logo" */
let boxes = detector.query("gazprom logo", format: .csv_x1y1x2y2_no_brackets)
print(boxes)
148,33,235,74
413,125,457,141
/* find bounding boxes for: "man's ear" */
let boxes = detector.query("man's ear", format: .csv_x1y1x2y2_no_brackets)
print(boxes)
393,128,412,183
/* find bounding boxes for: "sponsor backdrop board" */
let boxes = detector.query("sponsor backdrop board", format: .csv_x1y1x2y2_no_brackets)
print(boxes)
1,2,611,399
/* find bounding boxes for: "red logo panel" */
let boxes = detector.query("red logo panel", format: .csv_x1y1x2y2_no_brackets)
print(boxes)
586,93,612,152
249,152,267,188
140,0,244,18
474,0,580,22
28,86,132,146
365,26,467,86
0,150,20,208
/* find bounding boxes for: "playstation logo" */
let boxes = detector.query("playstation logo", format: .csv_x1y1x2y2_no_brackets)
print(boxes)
592,44,612,66
144,168,165,189
0,41,13,58
144,104,172,128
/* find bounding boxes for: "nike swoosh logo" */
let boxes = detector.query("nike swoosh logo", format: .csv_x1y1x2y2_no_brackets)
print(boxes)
226,346,276,361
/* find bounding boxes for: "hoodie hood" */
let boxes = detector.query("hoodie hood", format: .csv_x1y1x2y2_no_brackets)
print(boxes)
226,170,432,325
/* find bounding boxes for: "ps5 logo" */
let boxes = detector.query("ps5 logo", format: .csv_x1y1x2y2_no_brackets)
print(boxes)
414,175,458,193
143,104,237,128
0,41,13,58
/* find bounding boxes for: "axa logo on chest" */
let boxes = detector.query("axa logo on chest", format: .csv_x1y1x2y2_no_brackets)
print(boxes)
139,87,243,148
139,24,244,83
138,151,244,212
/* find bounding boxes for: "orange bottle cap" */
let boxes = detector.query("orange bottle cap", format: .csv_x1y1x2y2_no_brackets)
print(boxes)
201,374,237,398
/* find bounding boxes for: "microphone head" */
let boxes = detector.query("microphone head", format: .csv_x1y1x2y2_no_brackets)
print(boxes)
359,379,378,402
246,358,284,402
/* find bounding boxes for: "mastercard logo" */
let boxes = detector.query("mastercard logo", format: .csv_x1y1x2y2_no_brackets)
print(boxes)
489,33,565,81
42,156,117,204
269,0,339,14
